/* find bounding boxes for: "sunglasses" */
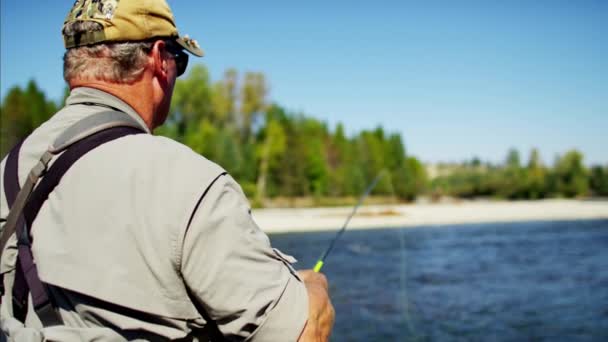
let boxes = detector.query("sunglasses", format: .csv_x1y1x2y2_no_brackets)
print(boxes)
164,41,189,77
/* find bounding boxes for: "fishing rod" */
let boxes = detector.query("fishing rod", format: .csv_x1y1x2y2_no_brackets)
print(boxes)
313,170,386,272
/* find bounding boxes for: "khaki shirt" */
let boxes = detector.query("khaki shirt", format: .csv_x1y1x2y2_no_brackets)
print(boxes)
0,87,308,341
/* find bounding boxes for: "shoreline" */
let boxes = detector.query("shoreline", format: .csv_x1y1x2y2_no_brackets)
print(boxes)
252,199,608,234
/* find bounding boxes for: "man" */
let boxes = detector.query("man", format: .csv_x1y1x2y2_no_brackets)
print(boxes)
0,0,334,341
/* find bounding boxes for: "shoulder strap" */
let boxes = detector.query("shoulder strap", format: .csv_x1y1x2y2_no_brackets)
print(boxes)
3,139,24,207
0,139,24,305
50,110,144,153
0,139,25,264
0,111,143,258
0,110,146,327
17,126,144,326
23,126,144,233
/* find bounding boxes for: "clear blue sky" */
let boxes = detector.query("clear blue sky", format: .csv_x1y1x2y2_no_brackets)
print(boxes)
1,0,606,165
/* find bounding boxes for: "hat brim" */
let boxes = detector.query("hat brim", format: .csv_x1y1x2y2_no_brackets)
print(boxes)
176,36,204,57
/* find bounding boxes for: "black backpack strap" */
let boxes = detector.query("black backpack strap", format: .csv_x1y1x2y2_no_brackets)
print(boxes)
3,139,24,206
0,109,146,326
0,111,144,259
14,126,145,326
0,139,24,305
23,126,144,233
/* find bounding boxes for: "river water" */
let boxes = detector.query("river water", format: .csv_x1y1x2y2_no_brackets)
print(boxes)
269,219,608,341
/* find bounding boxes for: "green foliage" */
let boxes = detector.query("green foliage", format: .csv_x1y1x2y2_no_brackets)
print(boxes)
551,150,589,198
431,166,497,199
169,65,214,140
524,149,548,199
506,148,521,169
430,148,599,200
589,166,608,196
300,118,329,197
4,73,602,205
1,81,57,158
211,69,238,127
0,72,428,204
398,157,427,200
255,115,287,202
240,72,267,142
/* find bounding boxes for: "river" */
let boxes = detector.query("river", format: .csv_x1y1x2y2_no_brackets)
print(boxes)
270,219,608,341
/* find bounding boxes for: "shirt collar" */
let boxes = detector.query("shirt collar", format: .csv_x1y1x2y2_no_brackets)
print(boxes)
65,87,151,134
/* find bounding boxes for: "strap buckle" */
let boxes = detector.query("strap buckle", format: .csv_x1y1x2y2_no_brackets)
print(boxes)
17,223,31,247
35,300,63,327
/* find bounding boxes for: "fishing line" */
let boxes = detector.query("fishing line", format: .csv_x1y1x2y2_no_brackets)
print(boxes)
310,168,421,338
313,170,419,341
399,226,420,340
384,173,419,339
313,170,386,272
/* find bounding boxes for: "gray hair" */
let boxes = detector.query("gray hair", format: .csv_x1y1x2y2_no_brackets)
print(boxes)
63,21,153,83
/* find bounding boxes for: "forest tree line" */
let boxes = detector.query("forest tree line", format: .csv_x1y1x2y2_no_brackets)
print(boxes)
430,149,608,199
1,65,607,205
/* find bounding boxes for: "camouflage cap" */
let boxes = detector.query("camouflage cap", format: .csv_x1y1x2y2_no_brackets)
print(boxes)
63,0,204,57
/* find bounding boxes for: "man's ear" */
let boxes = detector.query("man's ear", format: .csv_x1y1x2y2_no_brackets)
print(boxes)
150,40,169,78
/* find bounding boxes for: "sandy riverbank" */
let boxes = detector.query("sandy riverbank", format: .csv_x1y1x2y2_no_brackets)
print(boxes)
251,199,608,234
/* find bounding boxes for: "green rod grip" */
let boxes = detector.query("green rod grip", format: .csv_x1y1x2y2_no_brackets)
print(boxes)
313,260,324,272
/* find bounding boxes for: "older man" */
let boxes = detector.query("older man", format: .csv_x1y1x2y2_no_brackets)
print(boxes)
0,0,334,341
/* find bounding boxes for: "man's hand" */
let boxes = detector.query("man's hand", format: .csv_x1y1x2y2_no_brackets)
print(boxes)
297,270,335,342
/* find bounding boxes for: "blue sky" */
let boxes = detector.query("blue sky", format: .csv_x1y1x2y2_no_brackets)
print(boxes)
1,1,606,165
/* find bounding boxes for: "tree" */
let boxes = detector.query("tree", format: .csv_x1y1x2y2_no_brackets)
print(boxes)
394,157,427,201
1,81,56,158
1,86,27,157
290,117,329,197
170,65,214,140
506,148,521,169
211,69,238,128
552,150,589,198
500,148,525,199
277,113,308,198
524,148,547,199
255,113,286,204
589,165,608,197
471,157,481,168
240,72,268,142
356,128,392,194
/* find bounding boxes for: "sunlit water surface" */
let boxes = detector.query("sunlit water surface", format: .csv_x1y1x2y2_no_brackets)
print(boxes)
270,219,608,341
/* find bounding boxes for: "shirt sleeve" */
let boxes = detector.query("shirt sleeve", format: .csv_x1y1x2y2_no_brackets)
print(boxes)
180,175,308,341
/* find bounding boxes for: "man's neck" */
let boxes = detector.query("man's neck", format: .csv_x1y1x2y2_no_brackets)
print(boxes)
69,80,157,130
